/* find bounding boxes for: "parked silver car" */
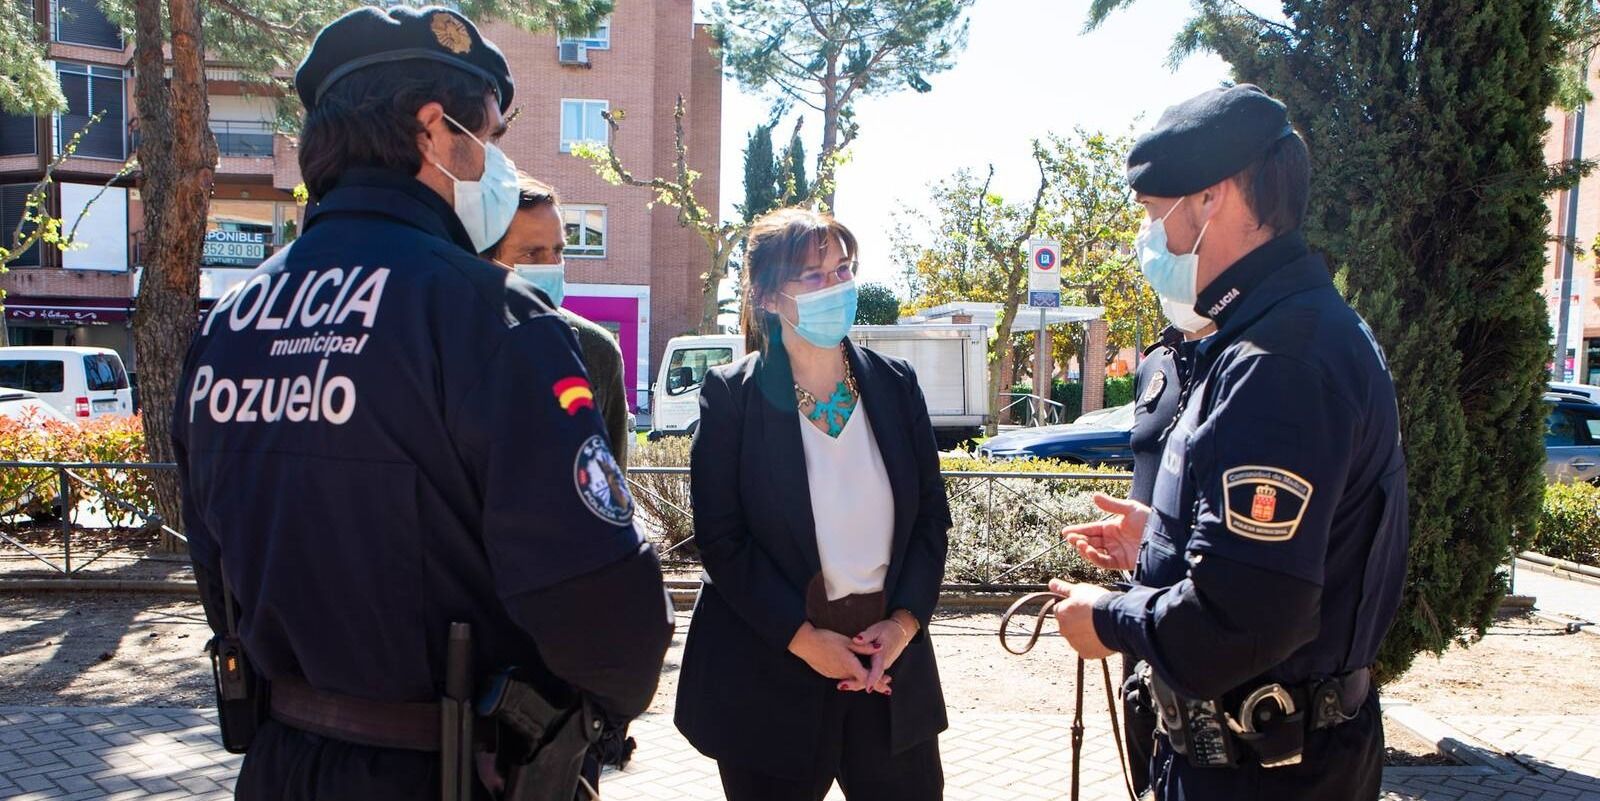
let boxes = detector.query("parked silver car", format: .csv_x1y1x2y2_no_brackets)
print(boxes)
1545,394,1600,483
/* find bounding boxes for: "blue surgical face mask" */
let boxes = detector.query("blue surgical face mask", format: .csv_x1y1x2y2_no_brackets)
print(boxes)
1136,195,1211,305
515,261,566,307
433,112,519,253
780,278,858,348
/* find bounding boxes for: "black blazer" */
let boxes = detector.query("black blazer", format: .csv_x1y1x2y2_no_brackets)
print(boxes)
674,336,952,780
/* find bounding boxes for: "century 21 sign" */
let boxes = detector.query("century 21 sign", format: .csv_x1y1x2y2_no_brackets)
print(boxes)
204,229,268,266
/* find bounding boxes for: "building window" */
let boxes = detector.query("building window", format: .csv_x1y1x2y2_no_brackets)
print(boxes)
56,63,126,160
560,99,608,153
560,15,612,50
211,120,275,157
54,0,125,49
1,111,36,156
1,184,44,268
563,205,606,258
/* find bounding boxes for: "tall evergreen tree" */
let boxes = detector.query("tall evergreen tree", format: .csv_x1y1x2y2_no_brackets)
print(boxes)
784,129,811,205
740,123,779,222
1089,0,1573,679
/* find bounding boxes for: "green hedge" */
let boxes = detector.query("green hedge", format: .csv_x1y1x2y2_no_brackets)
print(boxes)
1537,481,1600,567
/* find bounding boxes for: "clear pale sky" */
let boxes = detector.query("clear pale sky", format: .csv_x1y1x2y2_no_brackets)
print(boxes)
701,0,1241,292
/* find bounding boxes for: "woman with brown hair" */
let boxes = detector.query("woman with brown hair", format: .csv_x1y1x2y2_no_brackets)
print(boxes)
674,208,952,800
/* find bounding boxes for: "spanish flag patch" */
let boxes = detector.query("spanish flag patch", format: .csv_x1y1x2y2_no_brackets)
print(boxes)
553,377,596,416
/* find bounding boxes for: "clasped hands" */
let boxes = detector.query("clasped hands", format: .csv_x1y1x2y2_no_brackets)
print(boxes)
788,610,919,695
1049,492,1150,661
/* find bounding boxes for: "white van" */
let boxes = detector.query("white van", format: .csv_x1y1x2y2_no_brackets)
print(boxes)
0,346,134,420
650,325,992,448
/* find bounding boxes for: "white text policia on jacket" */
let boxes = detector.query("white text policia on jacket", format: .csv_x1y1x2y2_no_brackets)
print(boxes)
187,266,393,427
203,266,392,336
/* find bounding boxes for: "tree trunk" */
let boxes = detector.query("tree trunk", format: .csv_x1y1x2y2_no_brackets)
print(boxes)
698,241,734,334
819,68,840,212
983,257,1029,436
133,0,214,550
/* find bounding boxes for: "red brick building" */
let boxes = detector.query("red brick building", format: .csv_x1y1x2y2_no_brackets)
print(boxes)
1,0,722,413
1545,75,1600,384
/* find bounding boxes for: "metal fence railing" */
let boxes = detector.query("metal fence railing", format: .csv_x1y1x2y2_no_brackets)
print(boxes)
625,466,1131,588
0,461,184,577
997,392,1067,427
0,461,1131,589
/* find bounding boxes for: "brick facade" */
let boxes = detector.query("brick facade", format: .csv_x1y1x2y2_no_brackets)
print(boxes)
1545,78,1600,383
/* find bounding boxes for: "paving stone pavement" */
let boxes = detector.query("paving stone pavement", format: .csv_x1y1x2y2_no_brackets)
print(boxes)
1514,561,1600,624
4,704,1600,800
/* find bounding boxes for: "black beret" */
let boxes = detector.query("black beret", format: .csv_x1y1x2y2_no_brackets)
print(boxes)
295,6,514,112
1126,84,1294,197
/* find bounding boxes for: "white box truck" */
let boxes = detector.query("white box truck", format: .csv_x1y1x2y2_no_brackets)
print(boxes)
649,324,990,449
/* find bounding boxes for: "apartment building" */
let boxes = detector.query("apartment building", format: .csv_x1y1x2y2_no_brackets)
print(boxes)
0,0,722,413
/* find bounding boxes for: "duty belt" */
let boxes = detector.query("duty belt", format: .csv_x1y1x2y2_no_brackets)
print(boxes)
1145,664,1372,769
270,677,454,752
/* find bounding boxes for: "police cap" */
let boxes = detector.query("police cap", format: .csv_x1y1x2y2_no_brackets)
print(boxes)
295,6,514,112
1126,84,1294,197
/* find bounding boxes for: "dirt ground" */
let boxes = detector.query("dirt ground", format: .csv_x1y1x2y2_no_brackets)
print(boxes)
3,592,1596,763
1382,612,1600,714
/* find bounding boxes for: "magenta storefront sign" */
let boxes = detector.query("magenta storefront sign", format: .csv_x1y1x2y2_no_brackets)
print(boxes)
563,294,641,412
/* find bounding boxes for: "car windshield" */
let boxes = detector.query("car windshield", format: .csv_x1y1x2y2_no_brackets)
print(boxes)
665,347,733,396
1074,403,1135,431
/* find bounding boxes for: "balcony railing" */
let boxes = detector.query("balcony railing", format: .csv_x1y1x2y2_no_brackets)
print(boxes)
210,120,275,158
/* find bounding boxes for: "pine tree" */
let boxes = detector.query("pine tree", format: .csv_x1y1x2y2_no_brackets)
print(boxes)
711,0,972,209
1089,0,1572,679
740,123,779,222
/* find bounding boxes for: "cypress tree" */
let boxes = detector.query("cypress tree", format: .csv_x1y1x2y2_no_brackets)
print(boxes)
1092,0,1571,679
783,130,811,205
740,123,779,222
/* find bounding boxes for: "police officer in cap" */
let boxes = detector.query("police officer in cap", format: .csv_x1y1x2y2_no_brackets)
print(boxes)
1051,84,1409,800
174,6,673,799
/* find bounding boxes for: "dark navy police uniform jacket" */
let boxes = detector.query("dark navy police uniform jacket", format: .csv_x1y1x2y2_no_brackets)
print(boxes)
173,169,667,757
1092,232,1410,799
1130,328,1193,507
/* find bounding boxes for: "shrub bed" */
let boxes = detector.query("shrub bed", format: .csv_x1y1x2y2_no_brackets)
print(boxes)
1537,481,1600,567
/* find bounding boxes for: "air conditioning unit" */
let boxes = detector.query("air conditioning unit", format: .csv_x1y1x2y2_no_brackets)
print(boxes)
558,41,590,66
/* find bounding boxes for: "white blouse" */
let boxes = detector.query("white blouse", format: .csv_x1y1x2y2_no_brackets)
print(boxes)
798,402,895,601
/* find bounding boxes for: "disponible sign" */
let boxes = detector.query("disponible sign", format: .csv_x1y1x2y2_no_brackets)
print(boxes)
203,229,268,266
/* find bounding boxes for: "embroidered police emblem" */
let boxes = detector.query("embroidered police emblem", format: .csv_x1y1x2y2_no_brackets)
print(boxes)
574,435,634,526
1139,371,1166,408
1250,485,1277,522
431,13,472,54
1222,466,1313,541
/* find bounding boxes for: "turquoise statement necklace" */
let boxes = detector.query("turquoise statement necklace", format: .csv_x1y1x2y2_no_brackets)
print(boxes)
795,349,860,438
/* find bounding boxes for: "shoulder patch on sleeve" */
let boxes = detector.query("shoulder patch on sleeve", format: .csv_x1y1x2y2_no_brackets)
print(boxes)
1139,370,1167,408
553,376,596,416
574,435,634,526
1222,465,1313,541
